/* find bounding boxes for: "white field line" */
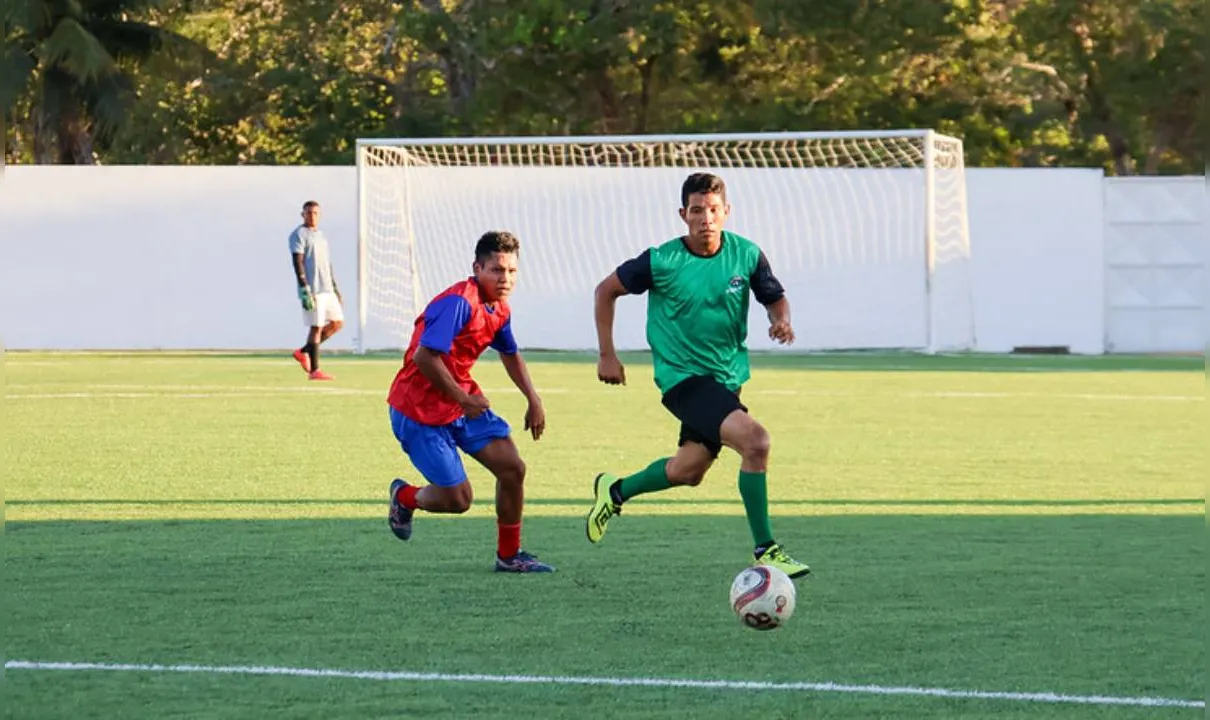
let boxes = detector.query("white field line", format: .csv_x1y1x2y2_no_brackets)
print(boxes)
775,363,1188,373
913,390,1200,402
3,660,1201,709
3,386,1194,401
4,390,379,399
4,356,1195,373
752,389,1202,402
754,389,1201,402
4,386,567,399
78,384,355,391
5,359,304,368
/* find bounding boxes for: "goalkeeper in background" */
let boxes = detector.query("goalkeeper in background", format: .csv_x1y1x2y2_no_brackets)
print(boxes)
288,200,343,381
586,172,810,579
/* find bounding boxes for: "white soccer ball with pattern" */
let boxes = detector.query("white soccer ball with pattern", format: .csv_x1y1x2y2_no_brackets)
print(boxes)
729,565,797,630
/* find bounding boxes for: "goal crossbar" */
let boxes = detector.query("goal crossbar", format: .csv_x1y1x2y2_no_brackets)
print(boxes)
357,129,941,149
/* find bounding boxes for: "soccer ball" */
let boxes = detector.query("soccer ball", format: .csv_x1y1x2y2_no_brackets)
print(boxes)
729,565,797,630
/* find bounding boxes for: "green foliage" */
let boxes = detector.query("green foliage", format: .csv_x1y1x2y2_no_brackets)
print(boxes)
4,0,1204,172
5,0,205,163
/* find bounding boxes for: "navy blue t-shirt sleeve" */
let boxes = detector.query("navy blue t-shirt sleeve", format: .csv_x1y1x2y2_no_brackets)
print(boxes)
419,295,472,353
615,249,653,294
750,251,785,306
490,318,519,355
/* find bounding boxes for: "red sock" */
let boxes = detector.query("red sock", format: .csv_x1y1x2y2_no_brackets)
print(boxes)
497,522,521,559
395,484,419,510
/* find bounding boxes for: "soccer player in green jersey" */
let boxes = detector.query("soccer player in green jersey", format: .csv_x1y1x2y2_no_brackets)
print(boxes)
586,172,810,579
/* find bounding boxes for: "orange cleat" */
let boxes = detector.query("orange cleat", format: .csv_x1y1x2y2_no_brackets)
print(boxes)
292,349,312,373
308,369,334,381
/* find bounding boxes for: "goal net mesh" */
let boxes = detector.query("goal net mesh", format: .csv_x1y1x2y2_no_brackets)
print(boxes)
357,133,973,354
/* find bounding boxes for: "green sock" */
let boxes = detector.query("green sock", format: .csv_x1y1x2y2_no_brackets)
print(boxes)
738,470,775,547
616,458,672,502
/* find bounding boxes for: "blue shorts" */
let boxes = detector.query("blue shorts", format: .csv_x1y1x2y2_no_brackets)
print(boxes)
389,406,512,487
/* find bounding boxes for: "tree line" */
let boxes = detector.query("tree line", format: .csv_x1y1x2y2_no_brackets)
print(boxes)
4,0,1203,173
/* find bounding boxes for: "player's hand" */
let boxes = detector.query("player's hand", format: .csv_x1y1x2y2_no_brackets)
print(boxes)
298,286,315,311
524,400,545,441
597,354,626,385
460,393,491,419
769,320,795,345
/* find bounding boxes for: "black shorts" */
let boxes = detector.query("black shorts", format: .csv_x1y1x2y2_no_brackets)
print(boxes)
660,375,747,459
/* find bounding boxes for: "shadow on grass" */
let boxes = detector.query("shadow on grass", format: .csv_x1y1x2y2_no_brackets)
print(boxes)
7,514,1202,714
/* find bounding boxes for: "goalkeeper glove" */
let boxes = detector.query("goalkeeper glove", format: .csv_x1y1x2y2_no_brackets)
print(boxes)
298,285,315,311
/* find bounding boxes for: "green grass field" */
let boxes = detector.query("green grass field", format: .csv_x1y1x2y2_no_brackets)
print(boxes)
5,351,1205,718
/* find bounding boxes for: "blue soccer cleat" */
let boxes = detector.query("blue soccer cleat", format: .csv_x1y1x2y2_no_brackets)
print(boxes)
494,550,555,573
388,478,414,541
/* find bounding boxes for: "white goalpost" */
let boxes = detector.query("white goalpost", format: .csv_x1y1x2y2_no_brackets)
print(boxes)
355,130,974,355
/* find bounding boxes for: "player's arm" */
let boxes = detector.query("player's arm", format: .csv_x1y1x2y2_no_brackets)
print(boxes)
291,253,307,288
289,232,315,310
413,347,488,417
492,319,544,439
492,320,536,402
751,250,794,345
594,250,653,385
413,296,490,418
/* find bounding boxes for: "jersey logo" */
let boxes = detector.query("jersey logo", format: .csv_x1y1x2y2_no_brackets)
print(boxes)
727,276,744,294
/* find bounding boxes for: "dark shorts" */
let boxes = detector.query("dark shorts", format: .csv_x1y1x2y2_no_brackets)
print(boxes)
660,375,747,459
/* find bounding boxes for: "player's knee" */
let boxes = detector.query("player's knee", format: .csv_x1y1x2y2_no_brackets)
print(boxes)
666,465,704,486
329,320,344,332
495,456,526,485
449,486,473,513
438,483,473,513
665,458,708,486
741,425,771,464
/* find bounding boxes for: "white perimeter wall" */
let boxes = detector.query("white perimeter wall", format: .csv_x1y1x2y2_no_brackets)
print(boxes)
965,169,1107,354
1,165,1203,353
2,166,359,351
1102,177,1205,353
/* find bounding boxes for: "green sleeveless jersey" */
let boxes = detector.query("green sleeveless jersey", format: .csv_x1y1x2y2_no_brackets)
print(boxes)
615,231,785,394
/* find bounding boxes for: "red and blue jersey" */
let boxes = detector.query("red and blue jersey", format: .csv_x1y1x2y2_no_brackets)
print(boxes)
388,278,518,426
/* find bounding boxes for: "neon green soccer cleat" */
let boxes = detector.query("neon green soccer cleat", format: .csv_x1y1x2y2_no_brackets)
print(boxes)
755,543,811,579
585,473,622,544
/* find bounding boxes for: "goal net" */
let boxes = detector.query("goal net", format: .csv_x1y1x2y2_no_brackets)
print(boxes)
356,131,973,354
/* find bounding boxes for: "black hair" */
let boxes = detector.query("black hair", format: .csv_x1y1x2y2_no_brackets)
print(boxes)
474,231,521,264
680,173,727,207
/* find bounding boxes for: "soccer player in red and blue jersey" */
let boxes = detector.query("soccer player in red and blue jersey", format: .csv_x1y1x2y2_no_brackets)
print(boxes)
386,231,554,573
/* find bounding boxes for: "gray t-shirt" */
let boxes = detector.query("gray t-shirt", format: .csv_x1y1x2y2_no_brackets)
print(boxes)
288,225,336,294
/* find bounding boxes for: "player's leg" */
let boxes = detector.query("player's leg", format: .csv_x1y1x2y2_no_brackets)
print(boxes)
306,294,339,380
608,438,716,503
305,327,332,379
587,377,724,544
463,412,554,573
587,438,717,542
318,293,344,344
292,299,319,373
719,409,810,579
319,319,344,343
388,408,475,541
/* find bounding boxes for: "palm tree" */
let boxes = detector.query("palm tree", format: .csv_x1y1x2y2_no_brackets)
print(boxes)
5,0,195,164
